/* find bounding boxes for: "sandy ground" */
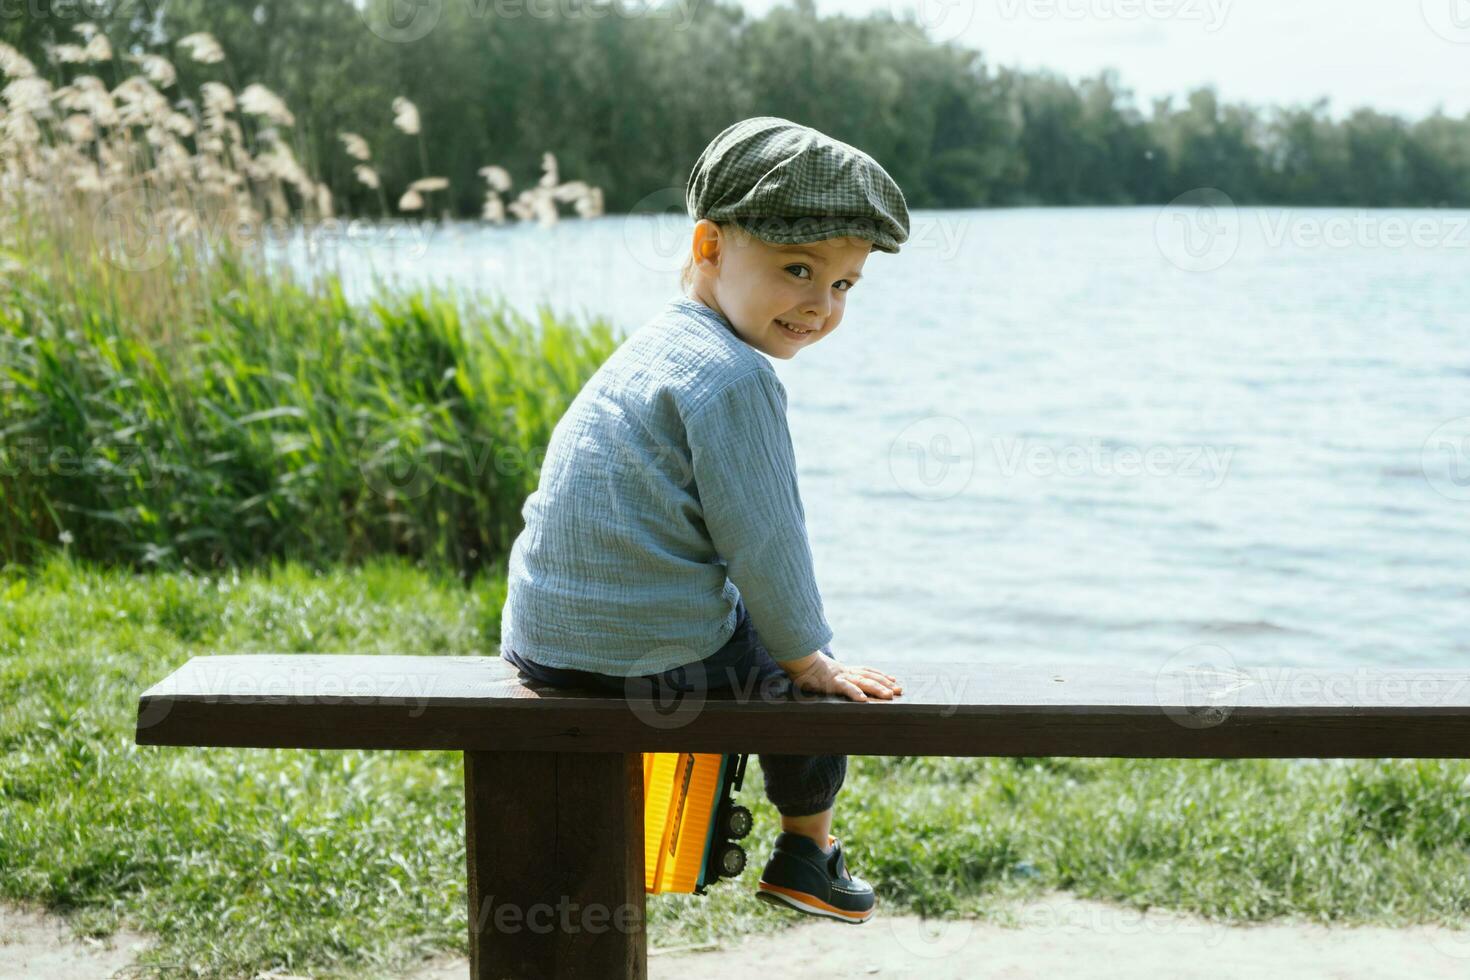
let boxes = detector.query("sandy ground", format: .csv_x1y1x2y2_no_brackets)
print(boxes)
633,891,1470,979
404,888,1470,980
8,891,1470,979
0,901,153,979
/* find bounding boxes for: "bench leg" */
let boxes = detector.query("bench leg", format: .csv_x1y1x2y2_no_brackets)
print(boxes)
464,751,647,979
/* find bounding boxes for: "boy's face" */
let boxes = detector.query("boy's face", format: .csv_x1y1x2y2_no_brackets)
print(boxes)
688,221,872,360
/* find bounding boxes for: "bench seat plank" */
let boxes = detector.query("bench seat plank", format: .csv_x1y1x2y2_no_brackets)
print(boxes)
135,654,1470,758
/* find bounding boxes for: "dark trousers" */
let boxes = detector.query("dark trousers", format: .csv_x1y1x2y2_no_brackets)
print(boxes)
500,599,847,817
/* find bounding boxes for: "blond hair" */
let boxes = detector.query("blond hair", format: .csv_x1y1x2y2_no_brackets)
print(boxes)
679,249,696,293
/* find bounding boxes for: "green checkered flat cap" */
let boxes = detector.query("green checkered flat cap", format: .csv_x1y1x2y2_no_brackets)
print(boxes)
685,116,910,254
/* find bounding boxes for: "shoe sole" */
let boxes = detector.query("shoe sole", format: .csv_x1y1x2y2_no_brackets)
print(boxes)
755,882,875,924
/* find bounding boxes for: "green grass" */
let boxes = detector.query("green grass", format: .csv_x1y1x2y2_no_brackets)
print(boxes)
0,231,621,578
3,553,1470,977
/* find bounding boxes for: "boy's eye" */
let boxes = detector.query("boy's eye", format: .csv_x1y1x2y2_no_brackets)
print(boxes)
785,264,854,292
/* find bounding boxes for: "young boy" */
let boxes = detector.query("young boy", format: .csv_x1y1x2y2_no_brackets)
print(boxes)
499,116,908,924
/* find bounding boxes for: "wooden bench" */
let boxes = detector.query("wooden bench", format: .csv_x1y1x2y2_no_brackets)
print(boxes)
134,653,1470,978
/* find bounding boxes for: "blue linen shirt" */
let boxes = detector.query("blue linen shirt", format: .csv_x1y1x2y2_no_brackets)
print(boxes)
499,295,834,677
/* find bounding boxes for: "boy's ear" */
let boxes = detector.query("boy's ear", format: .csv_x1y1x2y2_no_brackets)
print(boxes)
692,219,724,267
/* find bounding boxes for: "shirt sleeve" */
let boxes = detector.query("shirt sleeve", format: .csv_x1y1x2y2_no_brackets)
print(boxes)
685,369,834,662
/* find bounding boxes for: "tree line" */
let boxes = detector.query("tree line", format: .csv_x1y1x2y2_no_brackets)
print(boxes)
6,0,1468,216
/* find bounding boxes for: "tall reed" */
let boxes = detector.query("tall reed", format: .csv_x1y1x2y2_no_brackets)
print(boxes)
0,25,620,576
1,223,620,575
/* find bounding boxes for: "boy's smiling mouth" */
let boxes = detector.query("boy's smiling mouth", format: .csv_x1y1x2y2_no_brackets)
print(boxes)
775,318,818,338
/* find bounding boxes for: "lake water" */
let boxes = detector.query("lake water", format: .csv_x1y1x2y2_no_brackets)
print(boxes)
276,207,1470,673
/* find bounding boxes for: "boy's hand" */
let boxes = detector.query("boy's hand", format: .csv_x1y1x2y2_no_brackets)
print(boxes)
779,651,903,702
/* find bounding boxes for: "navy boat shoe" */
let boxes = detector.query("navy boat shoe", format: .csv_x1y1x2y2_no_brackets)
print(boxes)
755,831,876,924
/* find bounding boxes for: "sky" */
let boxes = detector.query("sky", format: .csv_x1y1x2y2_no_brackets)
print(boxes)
737,0,1470,120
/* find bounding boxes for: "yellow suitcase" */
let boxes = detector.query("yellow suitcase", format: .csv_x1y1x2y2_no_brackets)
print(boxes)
643,752,752,895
